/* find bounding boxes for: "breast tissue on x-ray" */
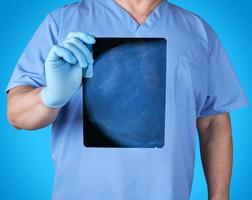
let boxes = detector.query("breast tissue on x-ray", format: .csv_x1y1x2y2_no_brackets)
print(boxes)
83,37,167,148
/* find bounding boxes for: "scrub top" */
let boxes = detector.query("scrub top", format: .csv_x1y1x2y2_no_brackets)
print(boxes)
6,0,248,199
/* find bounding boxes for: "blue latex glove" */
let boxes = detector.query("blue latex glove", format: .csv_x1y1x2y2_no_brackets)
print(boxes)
40,32,95,108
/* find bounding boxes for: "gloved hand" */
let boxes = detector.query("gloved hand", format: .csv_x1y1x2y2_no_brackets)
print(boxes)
40,32,96,109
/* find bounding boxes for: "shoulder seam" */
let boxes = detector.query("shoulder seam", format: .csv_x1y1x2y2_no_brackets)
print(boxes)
48,10,62,44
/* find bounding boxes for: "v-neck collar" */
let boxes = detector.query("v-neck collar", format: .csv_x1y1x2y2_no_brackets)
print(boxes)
108,0,169,36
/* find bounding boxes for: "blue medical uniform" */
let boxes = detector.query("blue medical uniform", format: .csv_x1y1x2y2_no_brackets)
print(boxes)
6,0,248,199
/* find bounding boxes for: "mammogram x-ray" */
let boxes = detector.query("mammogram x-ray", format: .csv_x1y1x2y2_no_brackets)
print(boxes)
83,38,167,148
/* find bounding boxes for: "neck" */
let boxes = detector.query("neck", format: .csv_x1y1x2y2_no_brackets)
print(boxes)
115,0,163,25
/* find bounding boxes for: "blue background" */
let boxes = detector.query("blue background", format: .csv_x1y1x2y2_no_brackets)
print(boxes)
0,0,251,199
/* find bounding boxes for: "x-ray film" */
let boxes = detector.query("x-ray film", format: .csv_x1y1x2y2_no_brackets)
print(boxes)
83,38,167,148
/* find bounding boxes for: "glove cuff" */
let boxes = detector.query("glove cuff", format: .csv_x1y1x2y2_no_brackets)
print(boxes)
40,88,65,109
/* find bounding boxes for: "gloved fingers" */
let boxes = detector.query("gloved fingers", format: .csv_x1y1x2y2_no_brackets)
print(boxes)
65,37,94,65
47,45,77,64
67,32,96,45
85,63,93,78
61,42,88,68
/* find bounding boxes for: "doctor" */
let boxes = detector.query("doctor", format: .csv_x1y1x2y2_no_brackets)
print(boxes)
6,0,248,199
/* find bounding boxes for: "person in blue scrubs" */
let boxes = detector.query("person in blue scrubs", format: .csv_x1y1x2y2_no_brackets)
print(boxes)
6,0,248,199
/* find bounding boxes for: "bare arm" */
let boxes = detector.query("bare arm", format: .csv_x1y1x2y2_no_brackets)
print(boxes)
7,86,59,130
197,113,232,200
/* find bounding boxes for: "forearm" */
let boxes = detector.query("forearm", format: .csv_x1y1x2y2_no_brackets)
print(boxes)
197,114,232,200
7,86,59,130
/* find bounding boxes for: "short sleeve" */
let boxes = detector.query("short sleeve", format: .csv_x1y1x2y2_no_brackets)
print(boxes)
199,34,249,117
6,13,59,92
